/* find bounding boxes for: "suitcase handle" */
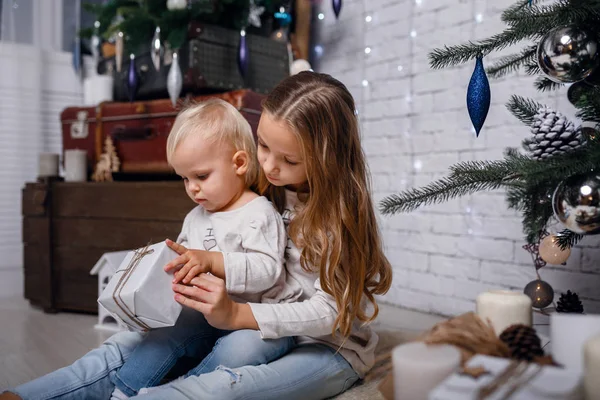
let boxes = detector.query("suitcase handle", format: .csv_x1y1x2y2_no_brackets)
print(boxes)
111,126,155,141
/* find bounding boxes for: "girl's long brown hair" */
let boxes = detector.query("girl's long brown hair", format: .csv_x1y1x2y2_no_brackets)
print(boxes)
259,71,393,338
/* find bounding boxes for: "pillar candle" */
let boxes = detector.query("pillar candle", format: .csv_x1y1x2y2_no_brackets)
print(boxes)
64,149,88,182
38,153,59,177
392,342,461,400
551,313,600,375
83,75,114,106
584,333,600,400
476,290,532,335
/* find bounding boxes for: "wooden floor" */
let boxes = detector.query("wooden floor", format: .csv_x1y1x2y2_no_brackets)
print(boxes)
0,296,444,392
0,297,113,390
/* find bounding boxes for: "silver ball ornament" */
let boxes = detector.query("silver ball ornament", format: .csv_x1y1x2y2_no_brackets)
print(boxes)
537,26,600,83
524,279,554,309
553,172,600,234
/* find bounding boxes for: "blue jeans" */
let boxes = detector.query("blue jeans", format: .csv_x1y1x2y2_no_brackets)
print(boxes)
112,309,295,396
10,331,358,400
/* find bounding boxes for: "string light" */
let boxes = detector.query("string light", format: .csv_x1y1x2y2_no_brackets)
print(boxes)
405,94,412,103
410,30,417,38
365,15,372,22
413,160,423,171
415,0,422,5
318,13,325,20
362,79,369,87
397,65,404,72
364,47,371,54
475,13,483,23
314,45,323,57
466,207,472,214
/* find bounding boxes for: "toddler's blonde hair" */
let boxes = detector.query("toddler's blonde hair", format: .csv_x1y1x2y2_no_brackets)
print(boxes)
166,98,258,186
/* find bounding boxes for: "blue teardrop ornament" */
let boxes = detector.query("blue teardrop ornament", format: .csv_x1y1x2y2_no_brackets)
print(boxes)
332,0,342,19
466,57,491,137
238,30,249,78
127,54,139,102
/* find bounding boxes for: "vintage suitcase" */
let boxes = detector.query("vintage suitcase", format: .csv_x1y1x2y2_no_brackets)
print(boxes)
60,89,265,175
22,181,193,313
99,23,290,102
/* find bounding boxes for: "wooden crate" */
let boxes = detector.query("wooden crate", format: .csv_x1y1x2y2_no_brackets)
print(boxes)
22,181,194,313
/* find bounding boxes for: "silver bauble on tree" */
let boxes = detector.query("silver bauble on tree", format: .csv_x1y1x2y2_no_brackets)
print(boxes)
537,26,600,83
553,172,600,234
525,107,585,160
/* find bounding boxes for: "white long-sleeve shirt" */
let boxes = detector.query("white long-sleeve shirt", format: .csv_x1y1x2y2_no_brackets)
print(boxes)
249,190,378,378
176,196,290,304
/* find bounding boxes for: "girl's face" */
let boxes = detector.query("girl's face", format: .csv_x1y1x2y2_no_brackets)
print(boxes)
257,113,308,190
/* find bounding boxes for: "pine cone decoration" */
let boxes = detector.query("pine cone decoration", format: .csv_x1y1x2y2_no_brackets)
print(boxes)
556,290,584,313
525,107,585,160
499,324,544,362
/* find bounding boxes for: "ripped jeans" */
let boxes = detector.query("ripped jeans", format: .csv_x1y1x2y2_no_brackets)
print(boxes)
11,330,359,400
111,309,295,396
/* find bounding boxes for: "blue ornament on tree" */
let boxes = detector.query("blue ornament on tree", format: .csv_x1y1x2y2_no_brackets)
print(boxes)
274,6,292,27
72,39,82,76
332,0,342,19
466,56,491,137
238,29,249,78
127,54,139,102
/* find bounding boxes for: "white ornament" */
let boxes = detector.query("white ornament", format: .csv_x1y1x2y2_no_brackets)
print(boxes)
167,52,183,107
151,27,162,71
290,59,312,75
248,0,265,28
167,0,187,11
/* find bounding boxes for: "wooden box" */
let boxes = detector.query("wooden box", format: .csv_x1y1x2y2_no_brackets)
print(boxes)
22,181,194,313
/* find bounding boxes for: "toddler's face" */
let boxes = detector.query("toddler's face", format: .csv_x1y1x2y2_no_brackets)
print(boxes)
170,134,241,212
257,113,307,190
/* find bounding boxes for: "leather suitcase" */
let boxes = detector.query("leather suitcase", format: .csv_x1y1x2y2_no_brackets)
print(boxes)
60,90,265,175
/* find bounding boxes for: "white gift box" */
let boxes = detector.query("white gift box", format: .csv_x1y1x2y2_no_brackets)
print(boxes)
429,355,582,400
98,242,182,331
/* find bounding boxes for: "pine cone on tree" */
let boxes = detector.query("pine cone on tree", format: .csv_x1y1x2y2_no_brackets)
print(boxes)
524,107,585,160
556,290,584,313
499,324,544,362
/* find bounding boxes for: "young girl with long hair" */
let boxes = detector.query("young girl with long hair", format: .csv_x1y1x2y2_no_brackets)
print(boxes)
2,71,392,400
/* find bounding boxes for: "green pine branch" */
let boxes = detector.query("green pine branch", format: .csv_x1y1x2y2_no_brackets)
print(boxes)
429,28,531,69
535,77,563,91
502,0,600,28
380,160,519,215
506,95,544,126
486,46,537,79
524,61,540,76
574,87,600,123
556,229,585,250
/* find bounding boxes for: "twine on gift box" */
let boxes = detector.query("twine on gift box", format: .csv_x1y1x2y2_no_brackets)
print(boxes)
112,245,154,331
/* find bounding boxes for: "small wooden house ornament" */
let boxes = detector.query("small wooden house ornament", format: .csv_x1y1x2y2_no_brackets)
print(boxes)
90,250,129,331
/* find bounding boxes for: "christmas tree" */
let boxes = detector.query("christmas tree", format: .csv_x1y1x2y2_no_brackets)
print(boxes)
79,0,285,55
381,0,600,250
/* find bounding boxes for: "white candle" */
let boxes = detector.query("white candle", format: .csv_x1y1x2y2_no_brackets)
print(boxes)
64,149,88,182
83,75,114,106
476,290,532,335
584,333,600,400
392,342,461,400
38,153,59,177
551,313,600,375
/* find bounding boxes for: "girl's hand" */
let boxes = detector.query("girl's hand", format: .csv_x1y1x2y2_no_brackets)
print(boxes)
164,239,215,284
172,273,239,330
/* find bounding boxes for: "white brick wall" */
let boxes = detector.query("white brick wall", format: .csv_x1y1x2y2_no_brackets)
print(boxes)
316,0,600,316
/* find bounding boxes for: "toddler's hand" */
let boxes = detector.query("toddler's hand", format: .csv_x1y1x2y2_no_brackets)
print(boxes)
164,239,214,284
